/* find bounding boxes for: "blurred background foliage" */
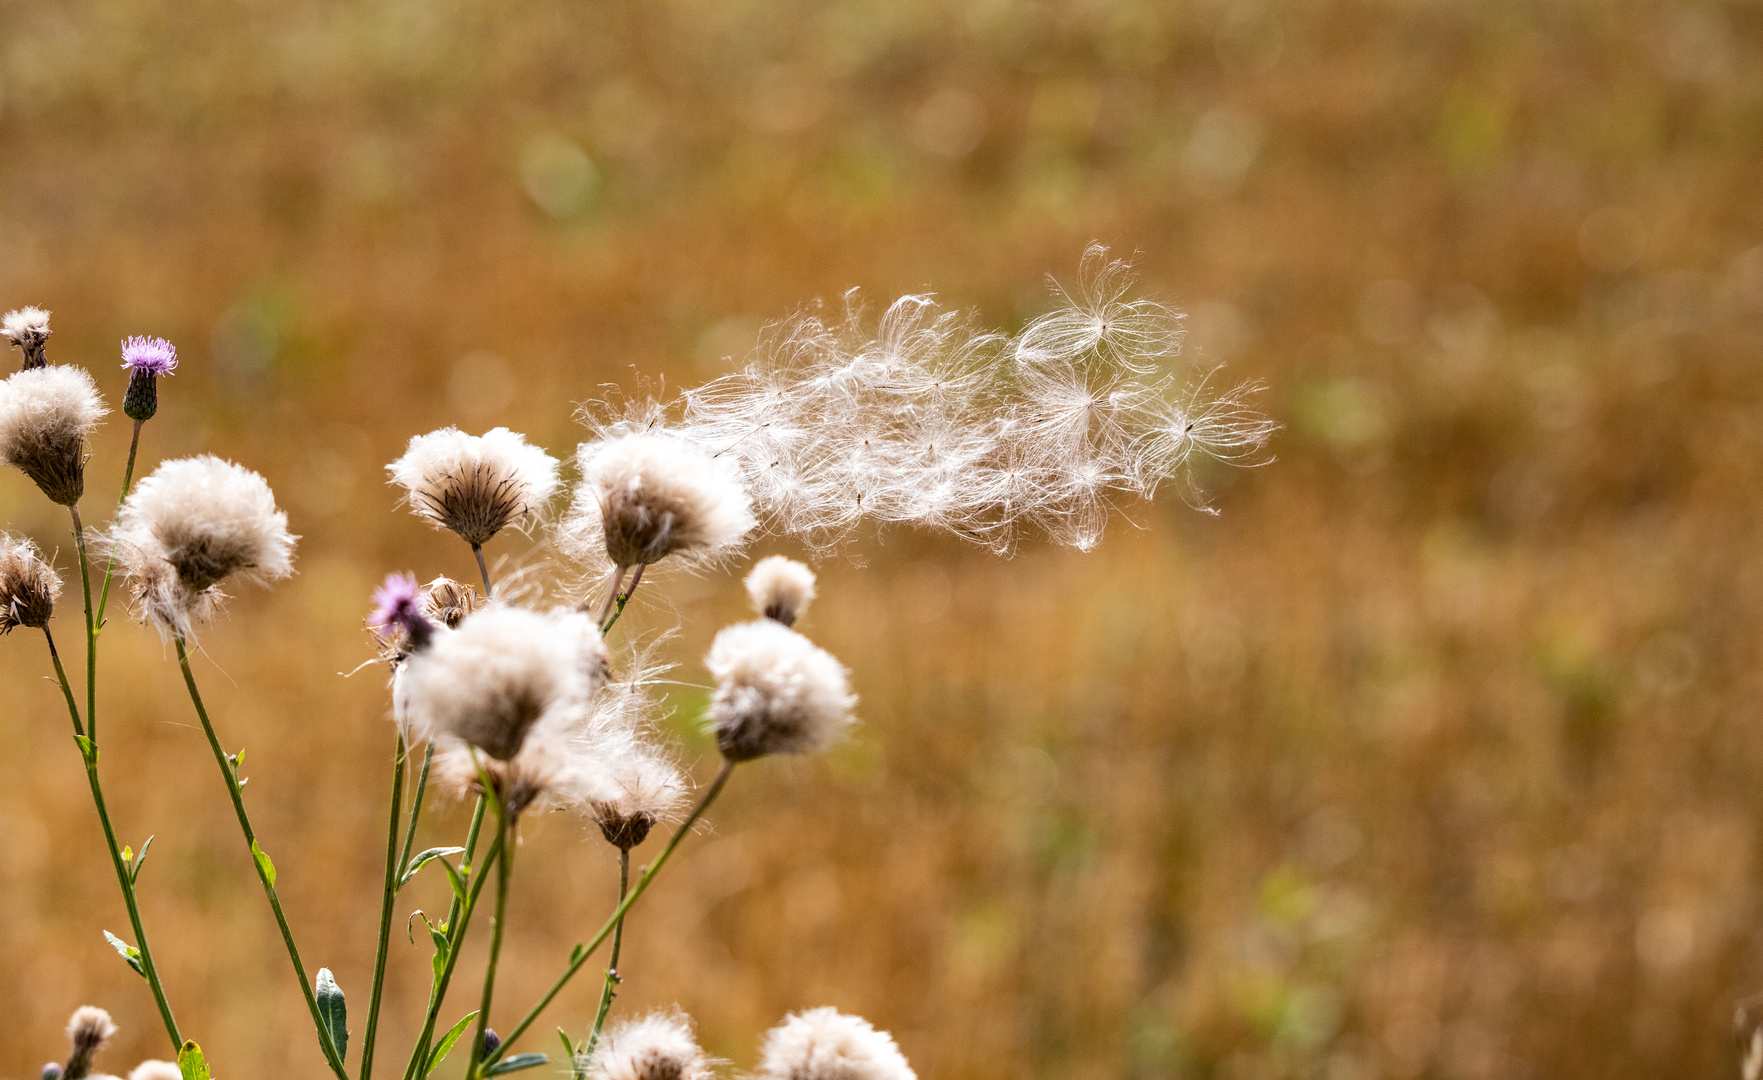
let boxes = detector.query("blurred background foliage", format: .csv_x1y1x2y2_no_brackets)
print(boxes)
0,0,1760,1078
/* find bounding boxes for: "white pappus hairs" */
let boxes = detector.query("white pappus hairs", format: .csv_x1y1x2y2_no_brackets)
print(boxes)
0,533,60,633
63,1005,118,1080
401,605,610,756
746,555,816,627
565,429,756,571
705,620,854,761
127,1063,183,1080
586,1012,716,1080
0,364,107,504
758,1008,916,1080
388,426,560,547
110,456,296,640
3,306,51,367
584,735,688,849
434,719,595,819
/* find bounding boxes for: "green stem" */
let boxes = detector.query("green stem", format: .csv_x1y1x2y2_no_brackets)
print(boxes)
464,810,516,1080
397,741,437,874
95,418,143,630
482,759,735,1067
359,732,408,1080
70,505,95,743
175,636,350,1080
584,848,630,1057
399,796,491,1080
599,564,644,635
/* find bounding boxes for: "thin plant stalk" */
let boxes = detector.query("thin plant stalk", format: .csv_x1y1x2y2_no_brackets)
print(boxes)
464,809,516,1080
175,636,350,1080
472,544,492,598
481,759,735,1067
599,564,645,634
397,741,437,872
44,626,183,1051
94,418,144,628
69,505,96,741
398,796,492,1080
359,732,408,1080
583,847,630,1058
593,564,627,626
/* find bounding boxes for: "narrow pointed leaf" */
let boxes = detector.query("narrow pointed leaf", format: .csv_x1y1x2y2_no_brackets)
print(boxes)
251,839,276,887
423,1011,479,1076
131,835,155,883
103,930,145,977
316,967,349,1062
177,1040,210,1080
400,846,466,889
488,1053,550,1076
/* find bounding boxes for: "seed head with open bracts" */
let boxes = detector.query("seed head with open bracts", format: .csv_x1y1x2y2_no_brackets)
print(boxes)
3,307,51,369
0,534,60,633
388,427,559,548
586,1012,716,1080
0,364,107,505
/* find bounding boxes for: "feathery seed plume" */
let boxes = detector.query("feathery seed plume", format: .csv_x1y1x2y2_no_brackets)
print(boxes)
585,739,687,849
434,721,595,819
705,620,854,761
4,307,51,369
0,365,107,505
565,431,754,570
758,1008,915,1080
126,1063,182,1080
110,455,296,640
745,556,816,627
62,1007,117,1080
119,336,177,422
586,1012,716,1080
401,606,608,757
387,427,559,547
0,534,60,633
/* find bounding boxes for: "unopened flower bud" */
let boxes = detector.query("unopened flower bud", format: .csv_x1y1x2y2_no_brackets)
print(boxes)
119,336,176,422
42,1063,64,1080
481,1029,500,1057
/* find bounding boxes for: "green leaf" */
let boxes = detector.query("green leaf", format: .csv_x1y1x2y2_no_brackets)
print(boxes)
131,835,155,884
74,734,96,762
423,1011,479,1077
439,860,468,904
251,840,276,887
177,1040,211,1080
104,929,145,977
429,924,450,982
400,846,466,889
487,1053,549,1076
316,967,348,1063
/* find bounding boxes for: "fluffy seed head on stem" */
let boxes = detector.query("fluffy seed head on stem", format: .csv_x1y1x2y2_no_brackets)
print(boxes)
0,534,60,633
63,1006,117,1080
705,620,855,761
585,1012,716,1080
110,455,296,640
3,307,51,368
566,431,755,569
434,722,595,819
387,427,560,547
126,1063,182,1080
745,556,816,626
584,739,687,849
758,1008,915,1080
0,365,106,505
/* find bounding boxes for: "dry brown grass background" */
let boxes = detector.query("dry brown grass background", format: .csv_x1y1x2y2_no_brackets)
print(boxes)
0,0,1760,1077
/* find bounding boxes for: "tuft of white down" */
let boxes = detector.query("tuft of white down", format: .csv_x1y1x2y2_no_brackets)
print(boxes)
704,620,854,761
0,365,107,502
564,431,754,570
586,1012,716,1080
744,555,816,626
758,1007,916,1080
387,426,559,547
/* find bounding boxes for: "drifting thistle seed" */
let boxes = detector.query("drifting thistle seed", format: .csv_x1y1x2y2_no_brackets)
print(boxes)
62,1007,117,1080
0,534,60,633
705,620,854,761
745,555,816,627
109,456,296,640
387,427,560,548
3,307,51,369
757,1008,916,1080
119,336,177,423
566,431,755,570
0,364,107,505
586,1012,715,1080
125,1064,182,1080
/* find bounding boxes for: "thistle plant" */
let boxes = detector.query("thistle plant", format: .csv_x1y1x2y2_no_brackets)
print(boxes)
0,247,1271,1080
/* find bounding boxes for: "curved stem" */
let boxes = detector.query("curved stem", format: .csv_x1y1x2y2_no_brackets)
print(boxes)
176,636,350,1080
584,848,630,1057
464,810,515,1080
399,796,491,1080
360,733,408,1080
45,627,182,1051
482,759,735,1066
95,418,143,629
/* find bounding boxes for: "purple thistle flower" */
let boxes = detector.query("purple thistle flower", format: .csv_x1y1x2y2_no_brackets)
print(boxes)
120,336,177,376
371,571,434,651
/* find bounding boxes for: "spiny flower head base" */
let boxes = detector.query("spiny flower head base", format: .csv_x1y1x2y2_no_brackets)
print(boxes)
0,365,107,505
121,336,177,422
388,427,560,548
3,307,51,369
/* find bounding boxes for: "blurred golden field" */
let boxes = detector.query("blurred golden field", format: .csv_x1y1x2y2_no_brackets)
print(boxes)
1,0,1761,1077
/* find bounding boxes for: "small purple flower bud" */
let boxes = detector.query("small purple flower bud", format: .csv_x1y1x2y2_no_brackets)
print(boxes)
371,572,434,652
121,336,177,422
42,1063,63,1080
481,1029,500,1057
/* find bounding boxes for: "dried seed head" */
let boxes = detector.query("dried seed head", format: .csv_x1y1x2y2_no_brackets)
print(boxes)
705,620,854,761
403,606,608,756
120,336,177,422
0,365,106,505
126,1063,182,1080
434,722,592,819
567,432,754,569
586,741,687,849
388,427,559,547
745,556,816,627
758,1008,915,1080
421,576,478,628
586,1012,715,1080
0,534,60,633
63,1007,116,1080
110,456,296,641
4,307,51,369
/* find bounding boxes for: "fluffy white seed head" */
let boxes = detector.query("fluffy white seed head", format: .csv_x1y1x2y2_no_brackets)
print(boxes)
401,606,609,755
758,1008,915,1080
566,431,755,569
745,556,816,627
64,1006,117,1079
388,427,560,547
434,720,595,819
0,365,106,504
110,456,296,640
0,534,60,633
584,738,688,849
705,620,854,761
4,306,51,344
586,1012,715,1080
127,1063,182,1080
